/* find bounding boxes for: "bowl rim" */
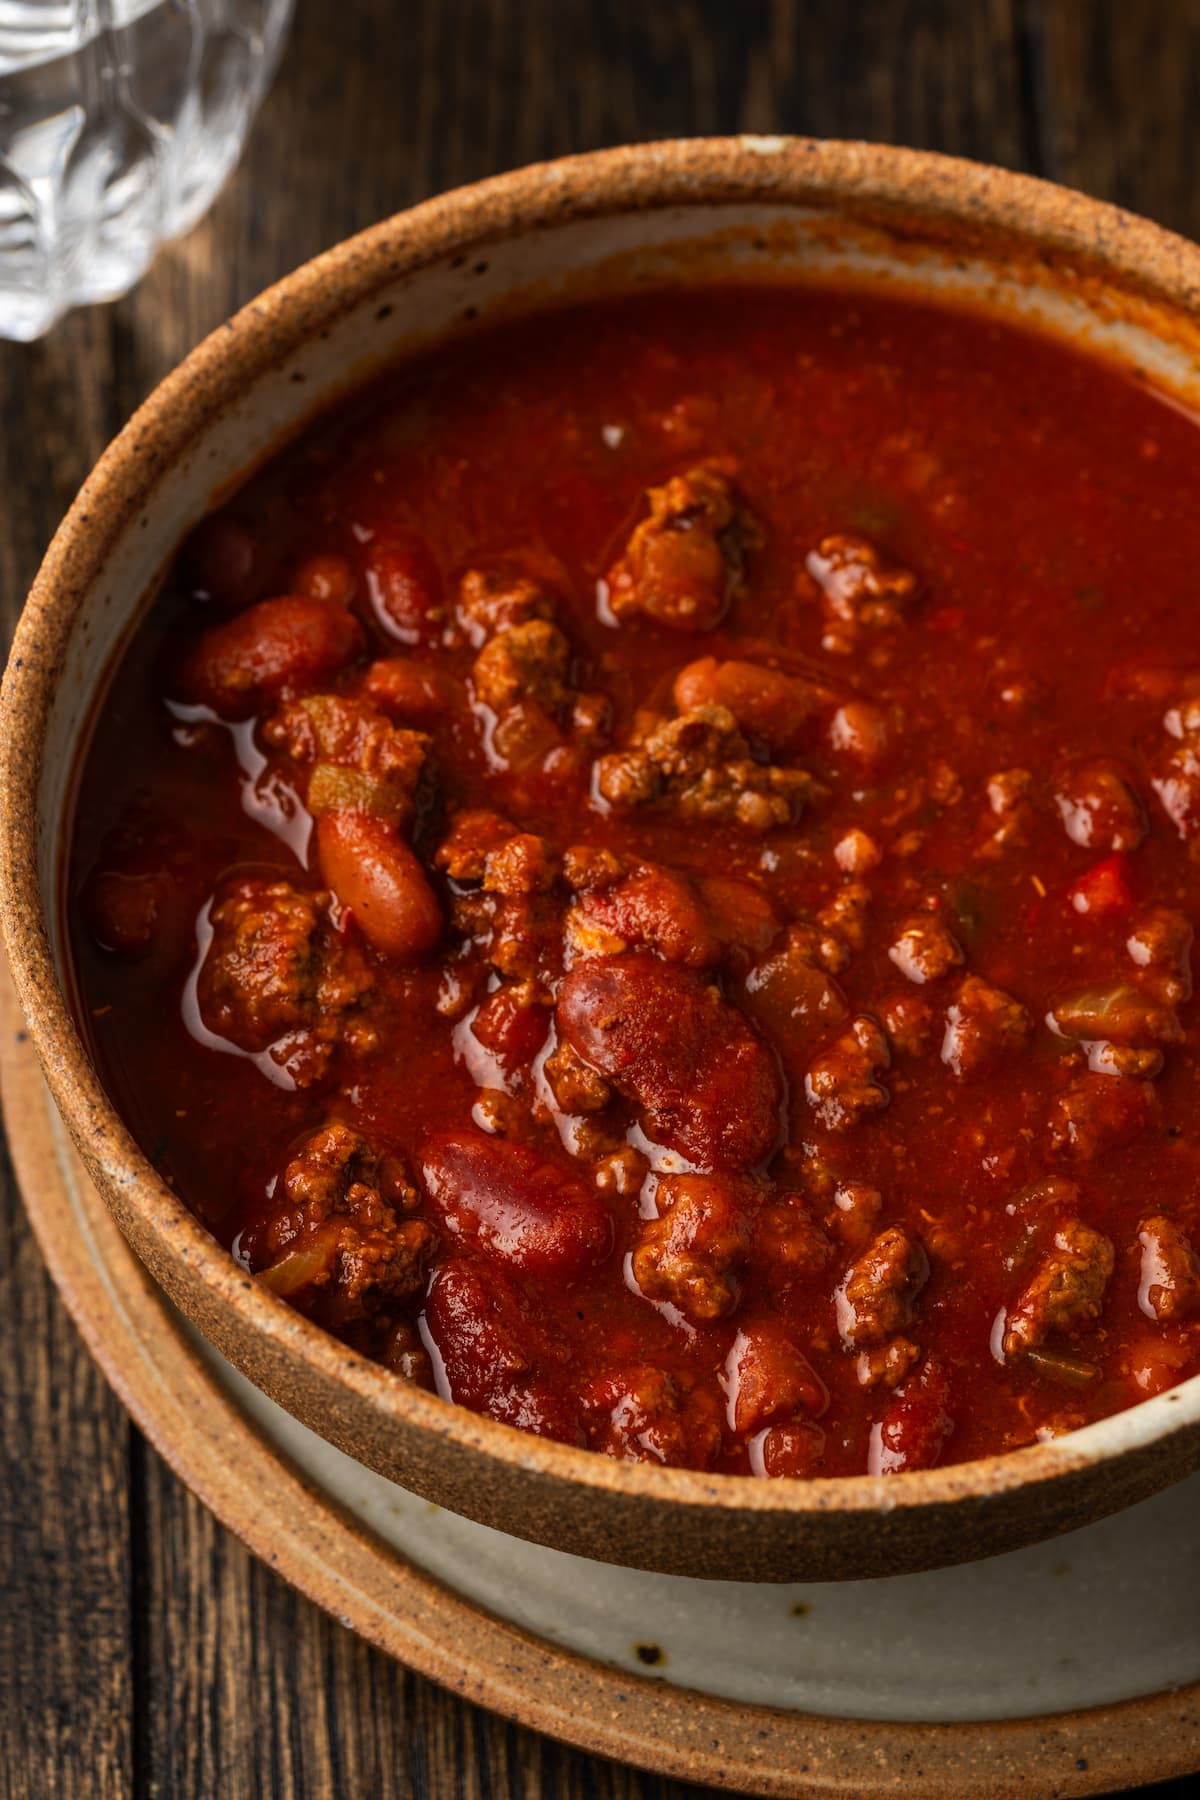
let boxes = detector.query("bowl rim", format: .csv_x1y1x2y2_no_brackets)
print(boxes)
5,133,1200,1525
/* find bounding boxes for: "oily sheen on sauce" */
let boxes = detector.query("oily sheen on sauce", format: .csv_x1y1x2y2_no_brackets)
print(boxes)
68,283,1200,1481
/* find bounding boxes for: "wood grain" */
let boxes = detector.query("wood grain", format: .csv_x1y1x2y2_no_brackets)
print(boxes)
2,1,1198,1795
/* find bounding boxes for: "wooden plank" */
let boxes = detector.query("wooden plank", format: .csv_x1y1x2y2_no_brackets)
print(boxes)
0,295,136,1800
0,1146,134,1800
1036,0,1200,235
9,1,1192,1796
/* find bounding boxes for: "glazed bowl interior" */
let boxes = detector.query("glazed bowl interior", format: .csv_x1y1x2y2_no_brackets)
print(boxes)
7,138,1200,1582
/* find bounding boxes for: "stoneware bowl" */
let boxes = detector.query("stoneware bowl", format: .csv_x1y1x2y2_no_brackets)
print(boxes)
5,138,1200,1584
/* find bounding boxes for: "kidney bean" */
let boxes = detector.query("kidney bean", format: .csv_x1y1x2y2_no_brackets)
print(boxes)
291,551,357,605
574,865,719,968
80,867,176,962
171,596,364,717
696,876,782,966
316,810,442,959
422,1258,581,1443
362,527,444,644
361,656,458,724
469,984,551,1071
672,657,830,751
421,1130,612,1280
721,1319,829,1434
868,1357,954,1475
1054,758,1148,853
556,953,782,1170
750,1419,826,1478
181,513,260,607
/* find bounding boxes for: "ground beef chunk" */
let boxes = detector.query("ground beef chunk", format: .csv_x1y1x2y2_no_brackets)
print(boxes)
879,990,934,1057
557,954,782,1170
250,1123,435,1326
817,880,871,958
542,1037,612,1114
856,1336,922,1391
466,602,608,775
263,692,430,823
1127,908,1194,1005
630,1173,755,1323
580,1365,722,1468
435,809,522,883
478,834,560,988
1002,1219,1114,1358
834,827,881,873
888,913,965,984
1054,757,1148,852
472,618,571,714
805,533,918,654
1150,695,1200,841
748,1193,832,1292
1047,981,1183,1048
835,1226,929,1348
456,568,556,646
828,1182,884,1249
197,877,377,1086
436,811,562,992
602,463,761,632
560,843,624,891
1137,1215,1200,1322
805,1015,890,1131
1047,1074,1154,1162
983,768,1034,853
594,703,820,832
941,975,1030,1077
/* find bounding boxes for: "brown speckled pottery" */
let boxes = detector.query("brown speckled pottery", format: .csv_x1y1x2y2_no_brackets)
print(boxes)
4,138,1200,1584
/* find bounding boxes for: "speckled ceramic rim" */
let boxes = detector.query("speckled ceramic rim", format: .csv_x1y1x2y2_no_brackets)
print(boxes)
2,962,1195,1799
4,137,1200,1580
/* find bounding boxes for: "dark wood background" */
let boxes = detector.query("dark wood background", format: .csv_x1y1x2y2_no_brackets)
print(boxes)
3,2,1199,1795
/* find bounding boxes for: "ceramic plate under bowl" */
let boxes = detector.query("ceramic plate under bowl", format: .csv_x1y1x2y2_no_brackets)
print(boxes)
3,960,1197,1799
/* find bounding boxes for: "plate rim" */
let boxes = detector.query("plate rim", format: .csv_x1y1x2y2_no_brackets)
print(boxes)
4,965,1199,1798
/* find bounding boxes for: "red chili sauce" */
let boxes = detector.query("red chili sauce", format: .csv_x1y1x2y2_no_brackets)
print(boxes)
67,283,1200,1479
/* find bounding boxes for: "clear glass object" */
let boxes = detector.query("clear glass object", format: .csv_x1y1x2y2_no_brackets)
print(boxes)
0,0,294,341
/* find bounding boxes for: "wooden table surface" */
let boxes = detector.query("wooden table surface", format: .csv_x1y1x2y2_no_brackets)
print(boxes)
3,3,1199,1795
